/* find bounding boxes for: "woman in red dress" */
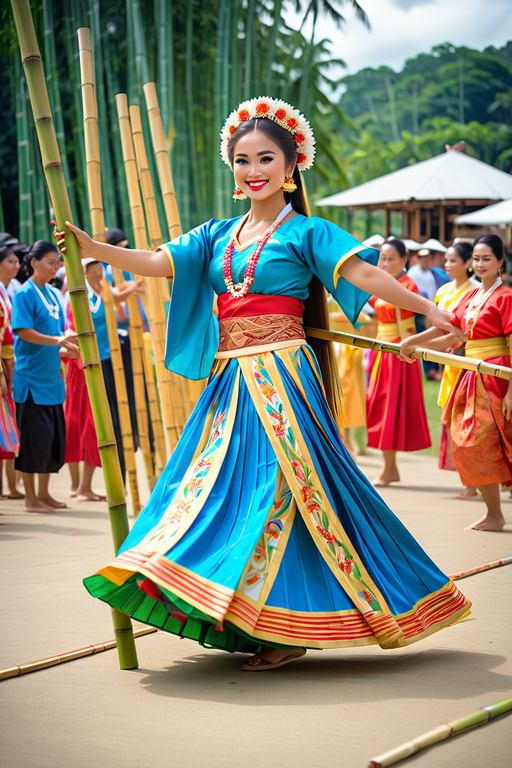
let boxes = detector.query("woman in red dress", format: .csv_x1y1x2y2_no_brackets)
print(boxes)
401,234,511,531
367,238,431,486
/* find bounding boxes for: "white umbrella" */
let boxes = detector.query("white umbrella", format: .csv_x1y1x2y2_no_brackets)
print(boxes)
455,198,512,226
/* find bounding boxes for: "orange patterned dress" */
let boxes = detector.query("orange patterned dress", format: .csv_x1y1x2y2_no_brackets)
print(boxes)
447,285,512,486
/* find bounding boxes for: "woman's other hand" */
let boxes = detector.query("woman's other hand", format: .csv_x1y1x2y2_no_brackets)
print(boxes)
398,337,418,364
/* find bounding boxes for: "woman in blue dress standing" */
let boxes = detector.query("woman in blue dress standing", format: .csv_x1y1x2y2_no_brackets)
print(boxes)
59,98,470,670
12,241,79,513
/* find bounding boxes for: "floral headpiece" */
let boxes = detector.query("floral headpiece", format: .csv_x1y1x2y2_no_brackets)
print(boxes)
220,97,316,172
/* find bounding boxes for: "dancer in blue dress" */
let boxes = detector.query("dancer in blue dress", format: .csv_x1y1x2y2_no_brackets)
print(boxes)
60,98,470,670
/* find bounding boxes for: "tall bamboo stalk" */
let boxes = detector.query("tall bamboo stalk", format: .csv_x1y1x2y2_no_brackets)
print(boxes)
78,26,141,516
115,94,161,482
143,82,181,240
129,103,186,447
10,0,137,670
15,56,33,244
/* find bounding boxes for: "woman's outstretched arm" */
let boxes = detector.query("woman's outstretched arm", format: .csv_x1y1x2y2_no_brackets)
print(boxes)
57,222,173,279
339,255,466,341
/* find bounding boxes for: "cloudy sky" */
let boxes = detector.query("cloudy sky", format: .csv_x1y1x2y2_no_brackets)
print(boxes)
285,0,512,75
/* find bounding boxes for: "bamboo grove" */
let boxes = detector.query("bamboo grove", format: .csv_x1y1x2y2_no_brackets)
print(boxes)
0,0,363,244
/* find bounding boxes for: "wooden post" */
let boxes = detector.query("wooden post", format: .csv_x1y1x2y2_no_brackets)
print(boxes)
439,203,445,245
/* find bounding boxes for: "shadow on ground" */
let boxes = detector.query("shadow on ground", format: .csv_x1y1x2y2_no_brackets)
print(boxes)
136,647,511,707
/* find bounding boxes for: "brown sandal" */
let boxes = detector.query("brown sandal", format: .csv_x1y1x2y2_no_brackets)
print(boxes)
242,648,306,671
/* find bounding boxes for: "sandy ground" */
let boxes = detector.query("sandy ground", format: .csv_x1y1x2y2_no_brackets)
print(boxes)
0,450,511,768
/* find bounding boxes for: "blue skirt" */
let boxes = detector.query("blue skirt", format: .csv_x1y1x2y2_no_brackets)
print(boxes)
84,345,470,653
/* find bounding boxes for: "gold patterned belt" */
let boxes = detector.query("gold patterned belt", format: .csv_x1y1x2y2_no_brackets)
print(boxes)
217,313,306,359
465,336,509,360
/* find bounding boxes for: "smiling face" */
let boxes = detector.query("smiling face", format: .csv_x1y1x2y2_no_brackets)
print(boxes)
444,247,469,282
472,243,503,281
378,243,407,277
232,127,296,203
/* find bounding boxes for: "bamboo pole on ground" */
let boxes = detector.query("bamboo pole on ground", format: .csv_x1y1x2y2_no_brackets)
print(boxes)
10,0,137,670
305,327,512,381
450,556,512,581
143,82,206,413
129,104,187,446
0,627,157,682
115,94,166,476
368,696,512,767
77,27,141,516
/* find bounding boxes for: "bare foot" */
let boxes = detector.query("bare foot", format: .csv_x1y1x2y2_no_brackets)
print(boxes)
25,502,55,513
373,474,400,487
5,491,25,500
75,491,107,502
242,646,306,670
69,490,78,498
456,487,478,500
37,495,69,510
465,513,505,532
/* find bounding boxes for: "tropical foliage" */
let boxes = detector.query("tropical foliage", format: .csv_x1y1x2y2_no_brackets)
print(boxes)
0,0,366,243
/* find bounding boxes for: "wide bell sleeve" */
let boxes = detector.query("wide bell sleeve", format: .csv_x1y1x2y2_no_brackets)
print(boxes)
302,218,379,324
158,220,218,380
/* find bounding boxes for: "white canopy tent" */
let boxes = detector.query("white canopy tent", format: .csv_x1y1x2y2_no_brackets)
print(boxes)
455,198,512,226
316,151,512,245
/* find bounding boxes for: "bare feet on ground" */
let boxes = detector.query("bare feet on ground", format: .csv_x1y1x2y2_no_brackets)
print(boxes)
25,501,55,513
75,491,107,502
37,495,69,510
465,513,506,532
373,473,400,487
456,486,478,500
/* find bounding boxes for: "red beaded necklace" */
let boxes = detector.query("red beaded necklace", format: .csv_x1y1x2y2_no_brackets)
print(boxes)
223,203,293,298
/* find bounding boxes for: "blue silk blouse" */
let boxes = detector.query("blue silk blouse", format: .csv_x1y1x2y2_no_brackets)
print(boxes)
159,214,379,380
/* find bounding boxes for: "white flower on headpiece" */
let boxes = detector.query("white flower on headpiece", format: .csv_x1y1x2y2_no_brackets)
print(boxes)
220,96,316,172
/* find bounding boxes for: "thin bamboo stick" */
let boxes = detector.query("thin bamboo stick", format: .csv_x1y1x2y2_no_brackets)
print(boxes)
450,556,512,581
142,330,167,475
305,327,512,381
115,93,166,472
10,0,137,671
77,27,141,516
129,103,186,447
368,696,512,767
0,627,157,682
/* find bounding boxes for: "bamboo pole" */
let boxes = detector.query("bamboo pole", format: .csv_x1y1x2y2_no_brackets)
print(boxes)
10,0,138,670
368,696,512,767
0,627,157,682
450,556,512,581
143,82,181,241
115,94,166,473
305,327,512,381
129,104,187,447
143,82,205,415
77,28,141,516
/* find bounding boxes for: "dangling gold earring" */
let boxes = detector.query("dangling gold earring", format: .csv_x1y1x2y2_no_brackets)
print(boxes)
282,176,297,192
233,185,247,201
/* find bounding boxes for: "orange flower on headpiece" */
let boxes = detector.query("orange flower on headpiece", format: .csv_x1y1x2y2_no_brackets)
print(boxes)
220,97,316,172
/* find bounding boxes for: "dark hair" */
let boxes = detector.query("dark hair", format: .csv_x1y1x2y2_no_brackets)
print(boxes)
448,241,473,276
227,117,344,426
21,240,59,279
0,245,14,264
383,237,407,259
473,234,505,262
105,227,127,246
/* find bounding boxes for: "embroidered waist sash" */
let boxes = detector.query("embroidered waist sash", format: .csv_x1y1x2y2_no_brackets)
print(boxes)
465,336,509,360
217,294,306,358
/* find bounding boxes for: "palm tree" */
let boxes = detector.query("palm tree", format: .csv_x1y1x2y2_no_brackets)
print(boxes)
296,0,369,113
